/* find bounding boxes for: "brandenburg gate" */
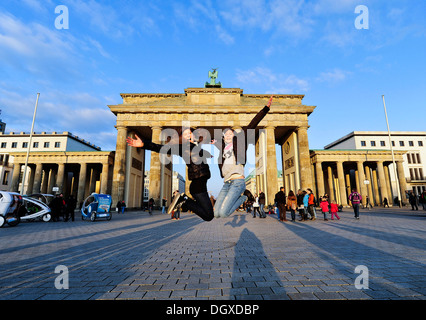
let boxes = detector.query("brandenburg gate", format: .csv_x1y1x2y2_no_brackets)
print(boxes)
108,87,316,208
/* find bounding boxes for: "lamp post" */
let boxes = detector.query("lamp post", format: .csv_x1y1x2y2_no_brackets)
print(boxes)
20,93,40,195
382,95,402,208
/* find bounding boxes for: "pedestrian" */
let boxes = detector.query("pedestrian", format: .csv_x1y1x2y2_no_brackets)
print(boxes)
286,190,297,222
127,126,214,222
121,200,126,213
170,190,180,220
252,193,261,218
383,197,389,208
349,188,362,219
65,195,76,222
116,200,122,214
330,200,340,220
274,187,287,222
258,191,266,218
162,197,167,214
211,96,273,218
302,190,311,220
365,195,373,209
409,191,418,211
148,198,154,215
244,190,254,214
297,189,306,221
49,193,64,222
319,197,329,221
420,191,426,210
307,188,316,220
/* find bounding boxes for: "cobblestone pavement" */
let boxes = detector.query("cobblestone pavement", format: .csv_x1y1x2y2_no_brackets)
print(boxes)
0,206,425,300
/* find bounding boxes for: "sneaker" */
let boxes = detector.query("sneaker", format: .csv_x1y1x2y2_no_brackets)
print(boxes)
168,193,187,214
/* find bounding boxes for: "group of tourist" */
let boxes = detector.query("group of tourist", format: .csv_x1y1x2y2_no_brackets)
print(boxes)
48,193,77,222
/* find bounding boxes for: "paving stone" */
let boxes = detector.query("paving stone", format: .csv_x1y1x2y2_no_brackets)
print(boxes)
0,208,424,301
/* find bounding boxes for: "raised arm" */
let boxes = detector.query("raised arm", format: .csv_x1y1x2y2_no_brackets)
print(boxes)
246,96,273,130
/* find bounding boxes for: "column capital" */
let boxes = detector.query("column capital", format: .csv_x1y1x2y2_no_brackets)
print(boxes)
296,125,310,131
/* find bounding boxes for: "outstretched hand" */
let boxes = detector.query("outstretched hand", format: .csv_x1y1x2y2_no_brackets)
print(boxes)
266,95,273,108
126,134,144,148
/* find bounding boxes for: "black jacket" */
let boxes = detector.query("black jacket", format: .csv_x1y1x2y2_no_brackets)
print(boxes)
212,106,270,178
142,139,211,181
274,191,286,204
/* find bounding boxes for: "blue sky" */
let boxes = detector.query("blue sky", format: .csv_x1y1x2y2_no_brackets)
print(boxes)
1,0,425,196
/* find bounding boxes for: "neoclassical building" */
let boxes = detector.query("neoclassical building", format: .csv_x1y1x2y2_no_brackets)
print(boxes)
5,132,114,205
108,87,316,208
310,149,408,207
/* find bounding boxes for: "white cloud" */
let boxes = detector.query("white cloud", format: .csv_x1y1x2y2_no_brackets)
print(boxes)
236,67,309,93
316,69,351,83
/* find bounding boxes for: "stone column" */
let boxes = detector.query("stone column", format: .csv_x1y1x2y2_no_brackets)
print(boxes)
296,126,313,190
56,163,65,194
327,165,335,202
356,161,367,206
372,167,380,205
112,126,128,204
10,163,21,192
148,126,162,206
100,163,109,195
32,163,43,194
315,161,325,199
377,161,389,206
47,168,56,194
365,164,374,207
41,168,49,194
336,161,348,206
77,163,87,205
384,165,393,206
396,161,408,205
89,167,97,194
26,165,35,195
265,126,278,205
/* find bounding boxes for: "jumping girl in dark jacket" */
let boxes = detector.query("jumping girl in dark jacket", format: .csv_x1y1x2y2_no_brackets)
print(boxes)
126,127,214,221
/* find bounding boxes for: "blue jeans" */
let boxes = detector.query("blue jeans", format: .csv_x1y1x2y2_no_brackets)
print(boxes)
353,203,360,218
214,179,247,218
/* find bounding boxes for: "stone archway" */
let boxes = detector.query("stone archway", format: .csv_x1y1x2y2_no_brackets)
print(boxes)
108,87,316,208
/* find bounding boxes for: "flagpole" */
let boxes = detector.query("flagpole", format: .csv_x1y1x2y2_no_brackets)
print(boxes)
382,95,402,208
20,93,40,195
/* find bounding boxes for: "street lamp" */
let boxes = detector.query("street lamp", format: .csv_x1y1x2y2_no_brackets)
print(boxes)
382,95,402,208
20,93,40,195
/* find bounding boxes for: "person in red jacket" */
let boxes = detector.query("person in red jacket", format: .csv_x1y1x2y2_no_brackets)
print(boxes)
319,198,329,221
330,200,340,220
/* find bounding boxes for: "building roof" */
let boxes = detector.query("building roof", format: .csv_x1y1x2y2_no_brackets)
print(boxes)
324,131,426,149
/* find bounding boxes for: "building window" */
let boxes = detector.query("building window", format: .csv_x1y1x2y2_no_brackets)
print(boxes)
361,141,366,147
2,171,9,185
33,142,39,148
22,142,28,148
420,168,424,180
409,141,414,146
407,154,412,164
1,142,6,148
380,141,386,146
417,153,421,164
54,142,61,148
370,141,376,147
409,168,414,180
419,141,424,147
44,142,50,148
399,141,405,147
392,141,395,146
11,142,17,148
